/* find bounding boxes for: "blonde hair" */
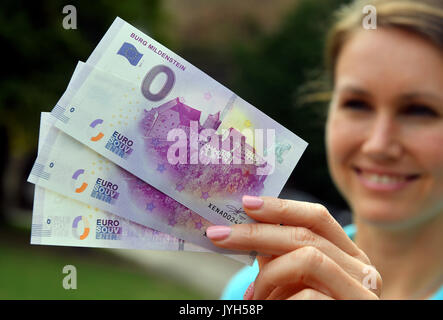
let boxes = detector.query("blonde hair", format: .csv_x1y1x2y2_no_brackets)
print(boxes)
326,0,443,85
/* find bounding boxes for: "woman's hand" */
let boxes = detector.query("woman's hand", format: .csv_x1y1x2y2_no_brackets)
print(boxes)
206,196,382,300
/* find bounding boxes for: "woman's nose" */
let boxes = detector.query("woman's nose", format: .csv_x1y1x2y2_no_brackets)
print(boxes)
361,114,403,161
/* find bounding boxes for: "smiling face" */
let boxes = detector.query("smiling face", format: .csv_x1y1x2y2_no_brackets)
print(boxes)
326,27,443,228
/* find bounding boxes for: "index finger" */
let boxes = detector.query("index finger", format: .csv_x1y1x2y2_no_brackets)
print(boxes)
242,196,367,262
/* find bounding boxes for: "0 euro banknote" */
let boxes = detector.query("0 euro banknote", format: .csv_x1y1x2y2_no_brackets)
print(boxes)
33,112,256,265
31,113,207,253
31,107,256,264
32,186,210,252
31,63,256,263
51,17,308,227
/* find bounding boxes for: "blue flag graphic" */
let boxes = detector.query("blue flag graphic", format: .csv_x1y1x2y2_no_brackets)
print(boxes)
117,42,143,66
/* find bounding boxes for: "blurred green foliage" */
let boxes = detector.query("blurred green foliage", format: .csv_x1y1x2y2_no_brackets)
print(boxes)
0,0,168,156
0,227,204,299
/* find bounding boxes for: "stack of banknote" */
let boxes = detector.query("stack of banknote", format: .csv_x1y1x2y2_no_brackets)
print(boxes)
27,17,308,265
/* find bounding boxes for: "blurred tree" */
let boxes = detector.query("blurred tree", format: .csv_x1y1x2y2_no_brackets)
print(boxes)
230,0,352,208
0,126,8,225
0,0,168,223
0,0,168,156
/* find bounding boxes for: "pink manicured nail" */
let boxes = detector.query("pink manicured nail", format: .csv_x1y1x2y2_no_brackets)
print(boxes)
206,226,231,240
243,282,255,300
242,195,264,209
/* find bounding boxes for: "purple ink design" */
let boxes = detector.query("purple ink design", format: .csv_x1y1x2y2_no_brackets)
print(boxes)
151,138,161,147
168,216,177,226
146,202,156,211
72,169,85,180
121,170,209,230
194,221,203,230
138,97,269,201
156,163,166,173
89,119,103,128
201,191,210,201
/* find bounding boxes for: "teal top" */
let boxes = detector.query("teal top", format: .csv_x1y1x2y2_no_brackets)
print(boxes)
220,224,443,300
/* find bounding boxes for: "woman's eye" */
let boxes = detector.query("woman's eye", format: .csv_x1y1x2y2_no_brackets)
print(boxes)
403,104,438,117
342,99,371,110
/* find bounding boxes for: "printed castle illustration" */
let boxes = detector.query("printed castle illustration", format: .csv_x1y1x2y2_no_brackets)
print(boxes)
137,97,269,198
142,97,221,139
139,97,268,169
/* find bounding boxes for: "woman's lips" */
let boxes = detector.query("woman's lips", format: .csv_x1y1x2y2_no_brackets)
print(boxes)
353,167,420,192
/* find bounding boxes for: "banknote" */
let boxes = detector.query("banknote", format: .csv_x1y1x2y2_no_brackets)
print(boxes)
46,62,224,248
31,113,206,252
51,17,308,226
31,62,257,263
30,112,256,264
33,113,255,265
32,186,208,252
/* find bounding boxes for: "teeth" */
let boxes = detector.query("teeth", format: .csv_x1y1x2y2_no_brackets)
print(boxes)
366,173,404,184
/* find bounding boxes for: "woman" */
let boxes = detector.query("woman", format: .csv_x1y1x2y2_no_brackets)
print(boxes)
205,0,443,300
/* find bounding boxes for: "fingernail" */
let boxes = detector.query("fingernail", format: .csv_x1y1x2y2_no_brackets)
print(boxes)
206,226,231,241
243,282,255,300
242,195,264,210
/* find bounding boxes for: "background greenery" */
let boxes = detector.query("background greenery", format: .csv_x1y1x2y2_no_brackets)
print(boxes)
0,226,203,299
0,0,352,299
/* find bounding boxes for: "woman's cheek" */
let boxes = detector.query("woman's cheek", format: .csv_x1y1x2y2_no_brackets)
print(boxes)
411,128,443,193
326,113,367,197
326,116,353,188
327,114,362,165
